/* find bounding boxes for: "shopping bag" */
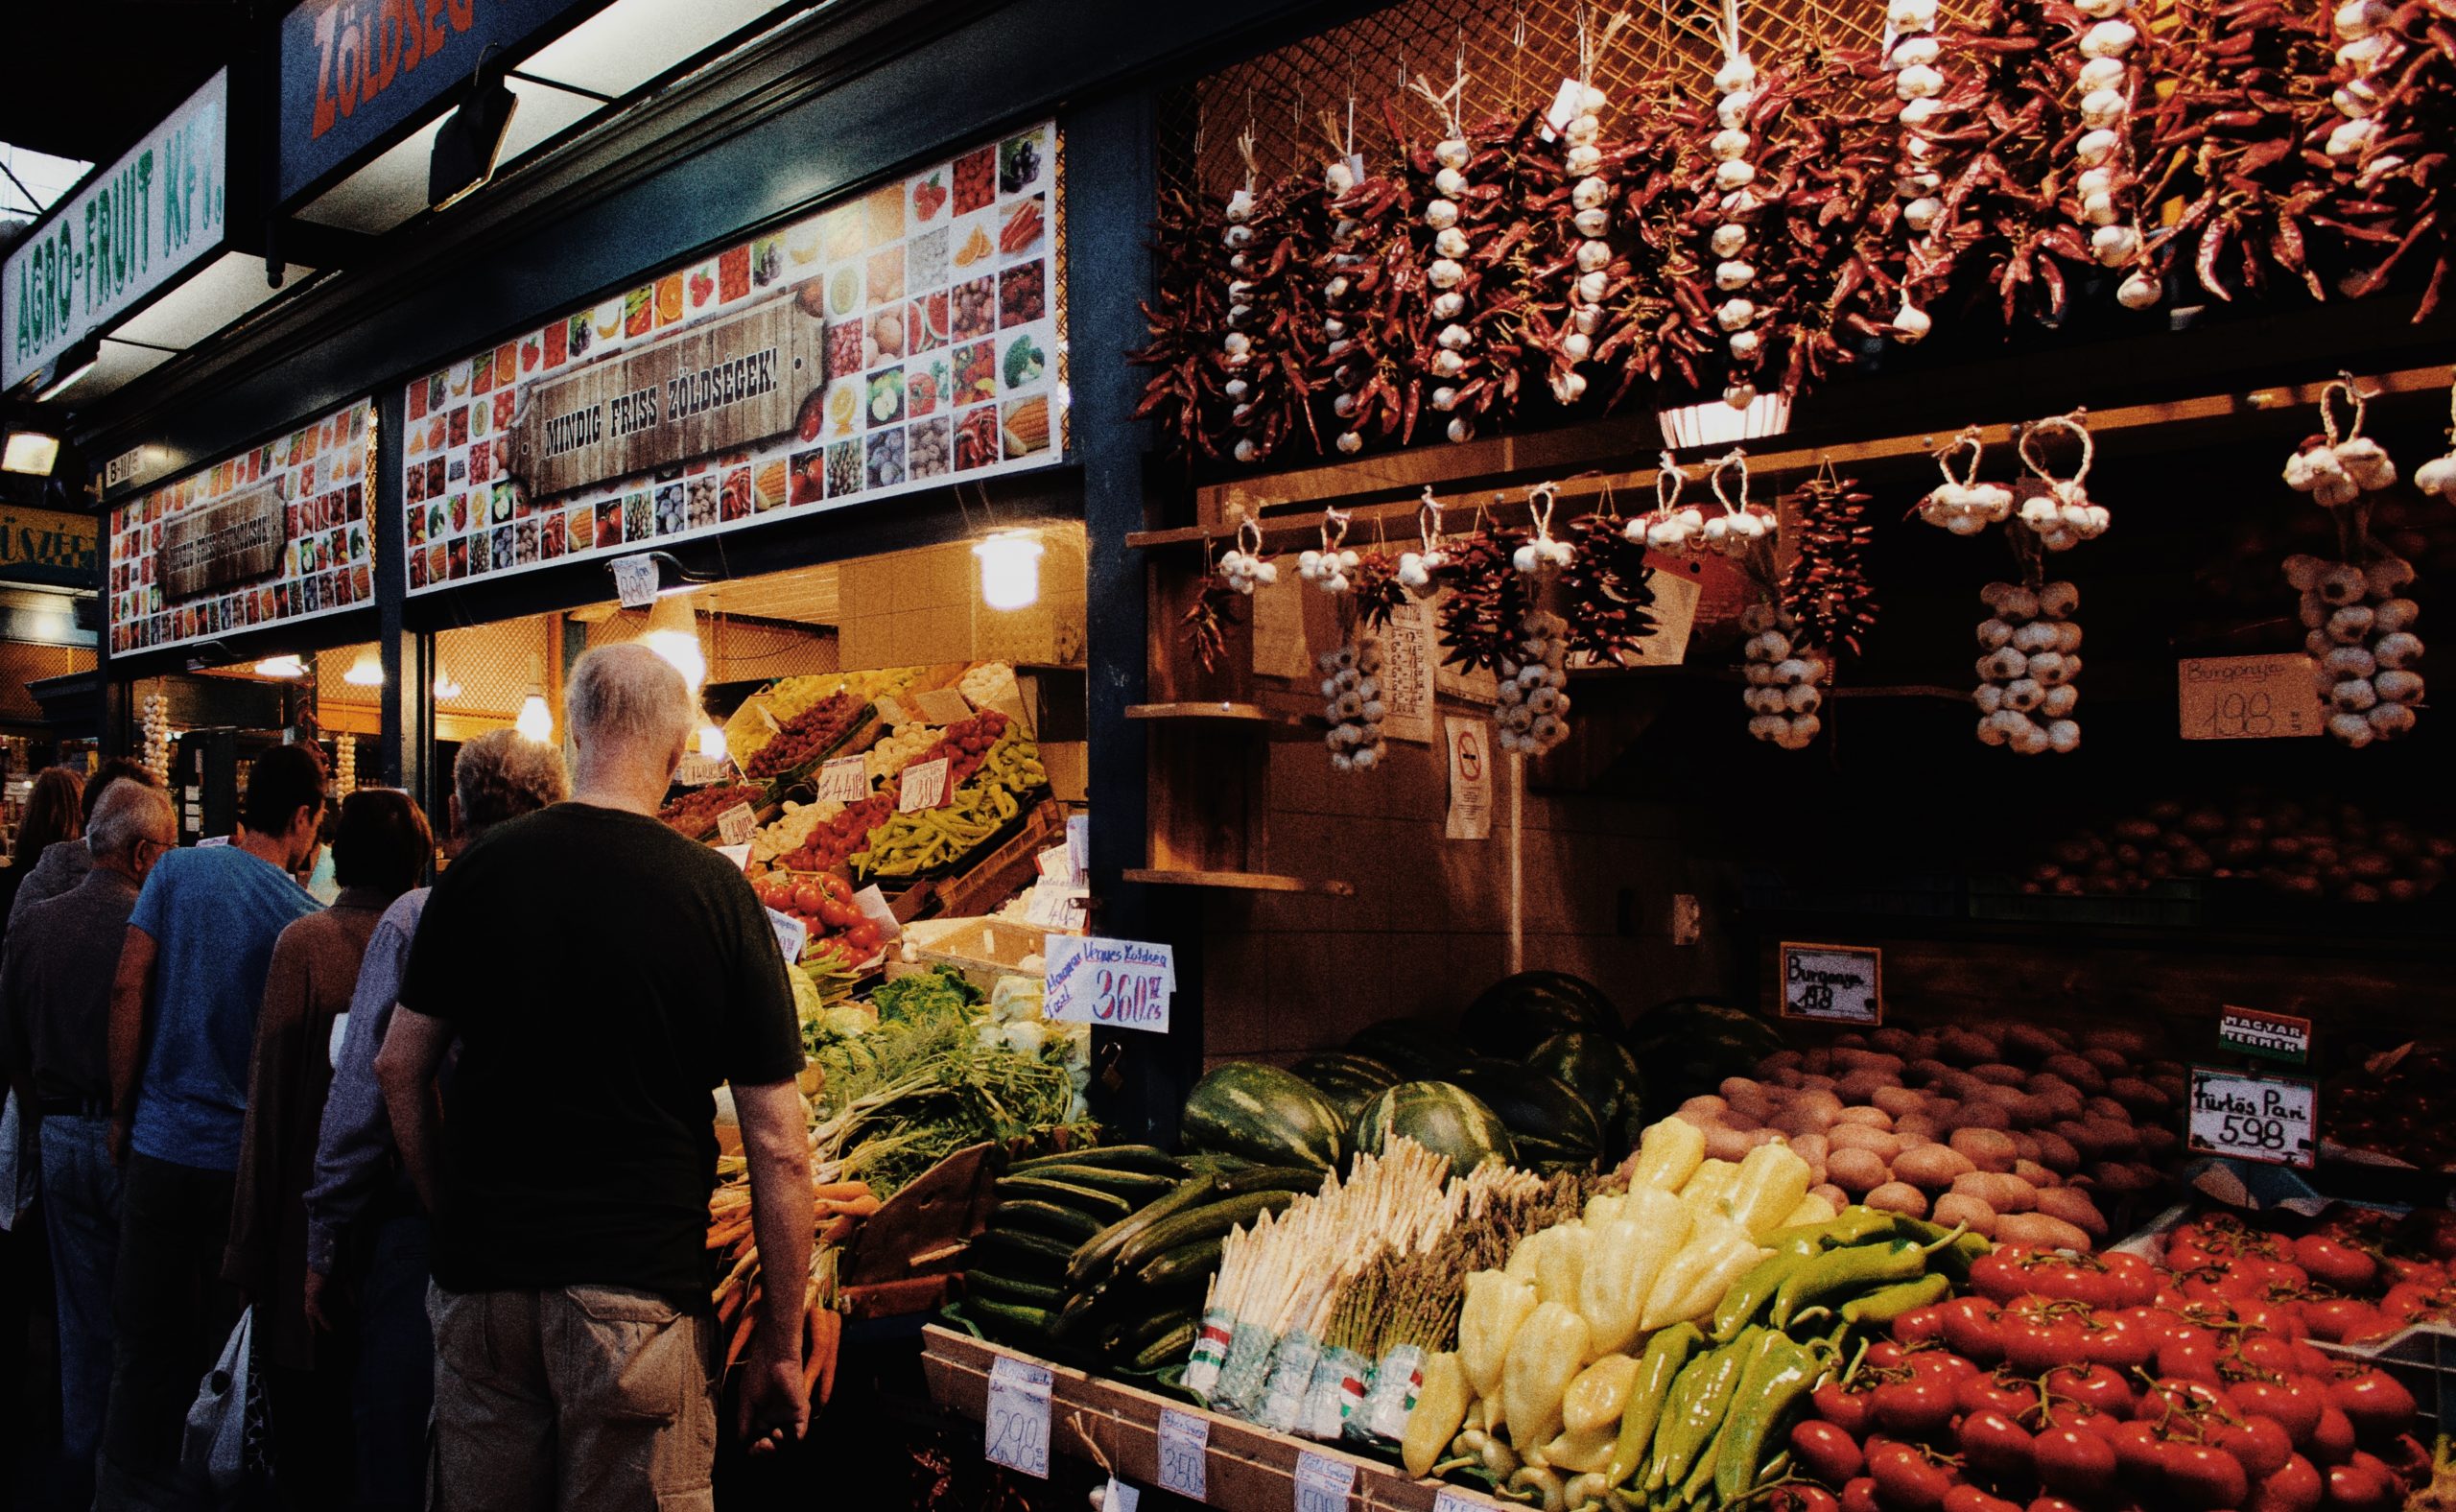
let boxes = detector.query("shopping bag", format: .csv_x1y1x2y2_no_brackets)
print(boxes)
182,1306,255,1491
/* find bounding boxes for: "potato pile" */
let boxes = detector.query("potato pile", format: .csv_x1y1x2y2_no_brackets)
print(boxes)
1670,1022,2185,1252
2022,791,2451,904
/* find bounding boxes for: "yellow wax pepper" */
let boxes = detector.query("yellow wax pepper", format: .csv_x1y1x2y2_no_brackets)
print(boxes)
1559,1352,1641,1437
1677,1159,1737,1220
1500,1301,1592,1453
1461,1270,1541,1402
1402,1352,1472,1479
1782,1191,1839,1229
1640,1211,1769,1333
1541,1425,1618,1477
1628,1117,1706,1192
1723,1142,1813,1240
1537,1221,1591,1313
1583,1193,1625,1227
1574,1188,1688,1358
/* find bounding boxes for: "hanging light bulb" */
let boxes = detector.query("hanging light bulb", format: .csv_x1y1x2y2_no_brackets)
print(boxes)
433,666,461,699
253,653,307,678
698,723,727,759
514,691,554,744
342,649,384,686
641,592,707,693
973,530,1044,611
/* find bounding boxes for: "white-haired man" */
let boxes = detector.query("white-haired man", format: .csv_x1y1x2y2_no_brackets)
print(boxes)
378,644,814,1509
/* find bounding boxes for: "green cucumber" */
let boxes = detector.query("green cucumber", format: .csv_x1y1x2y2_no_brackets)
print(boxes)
972,1227,1077,1275
1131,1237,1224,1289
966,1270,1067,1309
1216,1165,1330,1196
1132,1321,1199,1371
1017,1164,1182,1202
1011,1144,1182,1176
993,1175,1132,1221
992,1199,1102,1245
970,1298,1059,1339
1113,1191,1300,1276
1066,1177,1222,1288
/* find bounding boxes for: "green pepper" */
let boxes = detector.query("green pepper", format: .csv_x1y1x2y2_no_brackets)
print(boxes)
1645,1328,1758,1495
1713,1333,1825,1503
1640,1351,1713,1494
1709,1247,1815,1342
1763,1206,1901,1252
1771,1231,1963,1330
1840,1272,1952,1327
1927,1231,1992,1287
1605,1322,1701,1487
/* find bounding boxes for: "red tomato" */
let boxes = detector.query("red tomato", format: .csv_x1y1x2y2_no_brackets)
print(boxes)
1812,1380,1876,1436
2111,1421,2168,1483
2026,1500,2087,1512
2234,1334,2302,1376
1873,1376,1959,1440
2020,1256,2123,1309
1766,1489,1840,1512
2328,1366,2418,1444
1838,1477,1882,1512
2214,1412,2294,1479
841,921,883,957
1789,1419,1865,1484
2002,1311,2087,1376
2293,1235,2378,1293
1956,1408,2034,1479
1942,1488,2021,1512
2248,1453,2324,1512
2322,1456,2399,1512
2232,1297,2308,1340
2080,1311,2156,1372
2162,1441,2250,1510
1908,1350,1979,1385
1969,1250,2036,1303
2101,1252,2161,1309
2232,1376,2327,1447
2156,1332,2225,1386
1894,1305,1948,1347
791,881,827,914
1956,1371,2034,1420
2030,1423,2115,1498
2309,1405,2357,1466
2044,1363,2133,1421
1938,1298,2005,1365
1866,1440,1954,1512
1864,1341,1909,1370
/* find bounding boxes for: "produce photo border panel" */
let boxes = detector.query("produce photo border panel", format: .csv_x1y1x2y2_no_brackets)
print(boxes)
106,399,377,655
399,121,1067,598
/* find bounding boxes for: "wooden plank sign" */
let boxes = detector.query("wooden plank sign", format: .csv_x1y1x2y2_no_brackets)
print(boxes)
1779,941,1883,1025
2178,654,2325,741
160,484,286,600
509,292,826,501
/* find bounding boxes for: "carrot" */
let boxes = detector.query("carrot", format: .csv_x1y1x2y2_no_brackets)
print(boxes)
812,1194,882,1219
725,1288,762,1371
810,1180,871,1204
817,1215,858,1246
804,1306,842,1406
706,1217,754,1250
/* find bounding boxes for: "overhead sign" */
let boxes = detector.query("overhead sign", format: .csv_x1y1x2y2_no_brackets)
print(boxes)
2218,1005,2312,1066
160,486,288,600
2178,654,2324,741
275,0,599,204
5,70,229,389
0,506,100,587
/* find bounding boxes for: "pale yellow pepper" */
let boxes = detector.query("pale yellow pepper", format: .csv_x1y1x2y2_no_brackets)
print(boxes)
1639,1211,1769,1333
1402,1351,1472,1478
1781,1191,1838,1229
1461,1270,1542,1402
1723,1142,1813,1240
1559,1353,1642,1436
1677,1159,1736,1220
1537,1221,1591,1313
1501,1301,1592,1453
1628,1117,1706,1193
1574,1188,1688,1358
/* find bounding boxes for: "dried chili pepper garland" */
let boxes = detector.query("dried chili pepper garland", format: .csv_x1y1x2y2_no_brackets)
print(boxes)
1406,59,1538,446
1435,513,1533,676
2280,378,2425,746
1128,190,1231,459
2320,0,2456,315
1699,2,1777,409
1542,10,1634,407
1877,0,1968,340
1781,463,1880,662
1219,126,1323,465
1184,541,1244,675
1315,97,1413,458
1555,486,1661,666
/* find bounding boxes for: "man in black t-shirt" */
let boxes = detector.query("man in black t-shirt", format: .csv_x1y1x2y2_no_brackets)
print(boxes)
378,644,815,1509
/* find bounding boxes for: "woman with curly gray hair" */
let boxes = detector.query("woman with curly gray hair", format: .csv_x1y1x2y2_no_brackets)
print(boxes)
298,730,568,1512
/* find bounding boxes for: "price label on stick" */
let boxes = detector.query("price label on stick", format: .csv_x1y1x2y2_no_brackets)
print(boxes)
1155,1407,1208,1500
814,755,870,804
982,1356,1051,1478
612,553,660,609
716,803,759,847
898,757,950,813
1293,1451,1356,1512
1102,1479,1139,1512
2187,1066,2318,1169
765,908,807,964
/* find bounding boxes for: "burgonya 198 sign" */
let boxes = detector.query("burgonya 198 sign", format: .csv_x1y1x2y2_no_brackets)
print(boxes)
401,122,1064,595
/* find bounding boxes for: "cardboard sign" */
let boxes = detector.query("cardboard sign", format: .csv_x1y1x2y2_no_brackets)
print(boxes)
673,752,729,788
814,755,871,804
1779,942,1883,1025
716,803,760,847
1156,1407,1209,1500
982,1356,1052,1478
2187,1067,2317,1169
1378,597,1437,744
1294,1451,1357,1512
897,757,950,813
1633,554,1704,666
1445,717,1494,840
1044,935,1174,1032
2220,1006,2313,1065
910,688,975,725
612,553,660,608
2179,655,2325,741
766,907,808,964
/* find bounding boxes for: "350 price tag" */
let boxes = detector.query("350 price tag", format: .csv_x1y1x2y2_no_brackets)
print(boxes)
2187,1067,2317,1169
1156,1407,1208,1500
982,1356,1051,1478
1293,1451,1356,1512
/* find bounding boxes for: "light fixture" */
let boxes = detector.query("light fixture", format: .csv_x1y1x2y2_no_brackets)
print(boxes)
34,336,102,403
433,666,461,699
513,651,553,743
342,649,384,686
641,592,706,693
2,429,60,476
973,530,1045,611
429,62,519,212
253,654,307,678
698,723,727,760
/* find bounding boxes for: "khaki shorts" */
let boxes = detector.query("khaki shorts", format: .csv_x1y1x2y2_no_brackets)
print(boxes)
427,1283,718,1512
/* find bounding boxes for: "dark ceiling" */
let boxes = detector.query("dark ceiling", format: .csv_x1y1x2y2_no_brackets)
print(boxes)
0,2,256,167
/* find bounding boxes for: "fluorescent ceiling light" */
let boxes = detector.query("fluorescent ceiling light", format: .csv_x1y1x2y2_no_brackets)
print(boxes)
255,654,308,678
34,335,101,402
1,430,59,476
343,650,384,686
974,531,1044,611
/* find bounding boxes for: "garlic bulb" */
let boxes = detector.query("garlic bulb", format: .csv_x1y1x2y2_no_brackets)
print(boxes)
1321,642,1388,771
1495,612,1572,755
1740,603,1825,749
1973,581,2085,754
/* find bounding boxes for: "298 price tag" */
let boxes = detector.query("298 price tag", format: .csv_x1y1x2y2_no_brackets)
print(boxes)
1156,1407,1208,1500
1293,1451,1355,1512
2187,1067,2317,1169
982,1356,1051,1478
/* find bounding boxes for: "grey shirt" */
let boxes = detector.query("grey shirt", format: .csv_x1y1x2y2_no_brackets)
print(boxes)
6,839,93,933
1,866,140,1107
302,886,428,1275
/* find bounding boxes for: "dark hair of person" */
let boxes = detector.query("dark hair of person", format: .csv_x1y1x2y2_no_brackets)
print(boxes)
331,789,434,896
17,768,84,860
241,744,330,838
80,756,157,828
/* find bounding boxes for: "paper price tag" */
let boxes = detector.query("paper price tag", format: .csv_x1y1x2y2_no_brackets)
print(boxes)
1432,1491,1483,1512
815,755,871,803
766,907,807,964
1022,884,1087,932
1044,935,1174,1032
1779,942,1883,1025
912,688,975,724
1067,814,1089,884
982,1356,1051,1478
673,752,728,788
716,803,759,847
1293,1451,1356,1512
2179,654,2325,741
612,553,659,609
1101,1478,1139,1512
714,842,751,870
1155,1407,1208,1500
2187,1067,2317,1169
898,757,950,813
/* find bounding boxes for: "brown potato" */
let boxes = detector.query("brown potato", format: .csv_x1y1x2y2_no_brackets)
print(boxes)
1866,1182,1929,1218
2040,1053,2107,1093
1932,1193,1998,1238
1954,1100,2013,1132
1829,1125,1904,1163
2003,1025,2065,1064
1798,1074,1840,1094
2107,1077,2171,1117
1800,1049,1834,1075
1832,1105,1895,1131
1904,1058,1953,1088
2009,1131,2042,1164
1949,1127,2019,1173
1872,1086,1925,1119
1677,1097,1728,1122
2084,1095,2132,1123
1832,1070,1899,1105
2013,1159,2060,1190
1719,1076,1765,1102
1893,1113,1943,1143
1950,1171,2037,1214
1870,1028,1921,1057
1760,1050,1807,1075
1790,1132,1831,1168
1996,1212,2092,1252
1828,1147,1890,1195
1892,1143,1976,1193
1972,1062,2029,1088
2031,1131,2081,1174
1809,1183,1849,1213
2034,1186,2107,1238
1701,1122,1758,1164
2002,1094,2056,1129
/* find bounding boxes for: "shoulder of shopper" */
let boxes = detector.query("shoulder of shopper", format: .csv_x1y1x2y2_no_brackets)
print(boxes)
7,837,93,928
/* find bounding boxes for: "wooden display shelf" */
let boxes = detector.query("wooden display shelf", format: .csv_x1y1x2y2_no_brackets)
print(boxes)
920,1324,1508,1510
1124,867,1355,897
1125,701,1307,725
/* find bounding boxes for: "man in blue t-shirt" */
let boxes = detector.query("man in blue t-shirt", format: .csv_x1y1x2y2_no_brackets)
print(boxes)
100,743,327,1507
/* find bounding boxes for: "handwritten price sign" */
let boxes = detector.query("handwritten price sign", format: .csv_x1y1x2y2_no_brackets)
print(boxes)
982,1356,1051,1478
2178,654,2323,741
814,755,870,804
1778,942,1882,1025
1156,1407,1208,1500
2187,1067,2317,1169
1293,1451,1356,1512
1043,935,1175,1033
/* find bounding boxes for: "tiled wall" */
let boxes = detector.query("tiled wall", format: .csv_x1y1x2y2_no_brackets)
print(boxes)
837,525,1087,669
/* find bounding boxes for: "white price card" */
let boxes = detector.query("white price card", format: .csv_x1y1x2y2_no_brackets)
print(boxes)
815,755,871,804
715,842,752,871
911,688,975,724
673,752,728,788
1432,1491,1484,1512
1043,935,1174,1032
612,553,660,609
2187,1067,2318,1169
1067,814,1089,883
1102,1479,1139,1512
898,757,950,813
1778,941,1883,1025
1155,1407,1208,1500
1293,1450,1356,1512
982,1356,1052,1478
716,803,760,847
766,907,807,963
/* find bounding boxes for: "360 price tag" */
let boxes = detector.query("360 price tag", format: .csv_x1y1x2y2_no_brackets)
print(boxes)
2187,1066,2317,1169
982,1356,1051,1478
1156,1407,1208,1500
1293,1450,1355,1512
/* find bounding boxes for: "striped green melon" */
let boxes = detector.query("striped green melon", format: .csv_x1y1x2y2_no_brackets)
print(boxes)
1347,1018,1465,1081
1460,971,1622,1058
1352,1081,1516,1175
1292,1052,1404,1123
1452,1058,1604,1171
1180,1062,1344,1171
1527,1031,1650,1160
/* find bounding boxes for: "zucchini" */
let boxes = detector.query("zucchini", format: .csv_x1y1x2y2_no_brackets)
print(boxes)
1066,1176,1221,1288
1132,1320,1199,1372
992,1198,1102,1245
1049,1288,1101,1341
1113,1190,1301,1276
1132,1237,1224,1289
1017,1164,1182,1203
972,1227,1078,1275
994,1175,1132,1221
1011,1144,1182,1176
1216,1165,1331,1196
966,1270,1066,1309
970,1298,1059,1338
1106,1305,1199,1362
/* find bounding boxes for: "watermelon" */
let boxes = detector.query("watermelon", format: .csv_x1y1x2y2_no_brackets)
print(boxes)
1452,1058,1603,1170
1458,971,1621,1058
1526,1031,1649,1160
1627,998,1783,1107
1292,1052,1403,1123
1352,1081,1515,1174
1347,1018,1465,1081
1180,1062,1345,1171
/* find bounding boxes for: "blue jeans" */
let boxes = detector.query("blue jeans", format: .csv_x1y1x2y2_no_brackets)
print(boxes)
40,1114,121,1504
350,1200,433,1512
